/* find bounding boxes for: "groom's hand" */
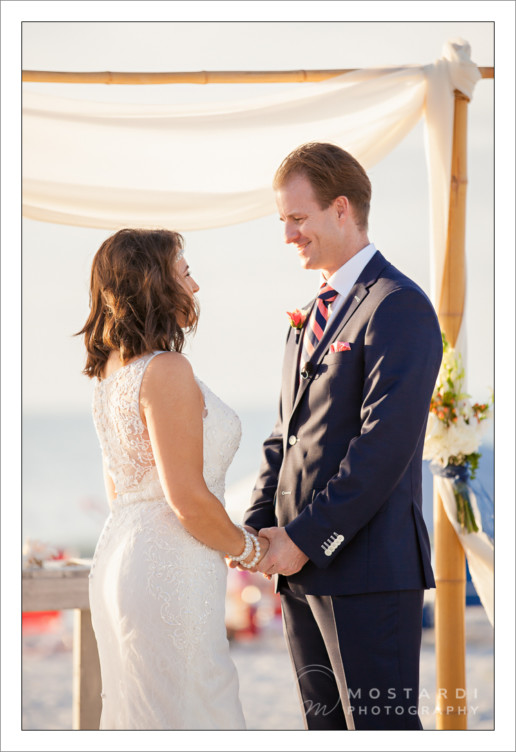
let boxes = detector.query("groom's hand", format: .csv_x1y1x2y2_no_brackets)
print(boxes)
256,527,309,576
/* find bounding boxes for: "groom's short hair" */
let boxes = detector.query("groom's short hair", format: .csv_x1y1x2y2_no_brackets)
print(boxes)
273,142,371,230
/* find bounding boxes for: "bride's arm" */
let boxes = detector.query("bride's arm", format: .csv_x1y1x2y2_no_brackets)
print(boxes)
140,351,268,564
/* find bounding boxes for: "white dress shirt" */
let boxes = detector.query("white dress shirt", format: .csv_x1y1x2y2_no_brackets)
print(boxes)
323,242,378,321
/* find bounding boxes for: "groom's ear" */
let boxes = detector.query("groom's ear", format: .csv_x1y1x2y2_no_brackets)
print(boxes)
333,195,350,221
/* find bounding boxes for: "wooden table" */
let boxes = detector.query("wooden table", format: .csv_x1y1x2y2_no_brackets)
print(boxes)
22,560,101,730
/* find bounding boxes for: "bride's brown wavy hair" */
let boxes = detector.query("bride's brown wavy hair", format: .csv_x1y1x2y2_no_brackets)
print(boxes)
77,228,199,379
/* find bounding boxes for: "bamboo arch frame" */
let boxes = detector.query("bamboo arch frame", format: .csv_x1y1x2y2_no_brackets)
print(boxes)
23,65,494,730
22,67,493,84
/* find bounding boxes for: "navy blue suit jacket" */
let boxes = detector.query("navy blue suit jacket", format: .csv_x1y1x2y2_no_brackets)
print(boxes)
244,251,442,596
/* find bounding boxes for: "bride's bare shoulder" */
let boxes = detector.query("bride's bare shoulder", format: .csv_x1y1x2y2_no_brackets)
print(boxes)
142,351,194,389
139,352,202,414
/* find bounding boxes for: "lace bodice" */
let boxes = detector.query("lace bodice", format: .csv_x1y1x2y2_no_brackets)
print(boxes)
92,352,242,504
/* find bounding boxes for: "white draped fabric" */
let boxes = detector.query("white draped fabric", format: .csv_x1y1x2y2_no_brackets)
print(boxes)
434,477,494,626
23,39,480,309
22,38,492,620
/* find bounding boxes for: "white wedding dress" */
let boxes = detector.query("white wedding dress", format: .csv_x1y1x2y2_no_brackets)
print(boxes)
89,351,246,729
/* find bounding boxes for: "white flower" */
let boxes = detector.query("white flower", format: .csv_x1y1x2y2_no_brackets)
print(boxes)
447,418,482,457
424,412,487,467
423,413,448,462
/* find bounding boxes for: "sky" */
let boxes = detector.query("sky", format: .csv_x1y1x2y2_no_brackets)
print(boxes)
2,5,516,750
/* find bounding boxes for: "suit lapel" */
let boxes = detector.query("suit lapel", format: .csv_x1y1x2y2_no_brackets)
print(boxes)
284,298,315,414
290,251,389,418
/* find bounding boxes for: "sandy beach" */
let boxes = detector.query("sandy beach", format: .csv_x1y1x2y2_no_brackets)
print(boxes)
22,603,493,731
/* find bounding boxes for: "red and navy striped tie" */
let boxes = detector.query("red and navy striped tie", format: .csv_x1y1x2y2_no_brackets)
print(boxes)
300,282,338,373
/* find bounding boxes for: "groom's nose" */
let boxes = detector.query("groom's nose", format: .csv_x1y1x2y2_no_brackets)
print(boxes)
284,221,300,245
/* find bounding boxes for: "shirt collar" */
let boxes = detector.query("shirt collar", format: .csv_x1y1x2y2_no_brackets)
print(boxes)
322,243,378,298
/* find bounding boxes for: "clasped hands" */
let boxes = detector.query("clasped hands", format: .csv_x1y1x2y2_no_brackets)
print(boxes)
230,526,309,578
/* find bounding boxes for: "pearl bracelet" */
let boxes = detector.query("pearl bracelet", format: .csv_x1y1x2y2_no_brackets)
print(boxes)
227,525,253,563
240,533,261,569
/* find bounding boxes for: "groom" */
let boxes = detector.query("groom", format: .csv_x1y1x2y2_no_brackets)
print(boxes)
243,143,442,730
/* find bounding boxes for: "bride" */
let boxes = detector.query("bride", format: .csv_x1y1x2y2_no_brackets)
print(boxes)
77,228,268,729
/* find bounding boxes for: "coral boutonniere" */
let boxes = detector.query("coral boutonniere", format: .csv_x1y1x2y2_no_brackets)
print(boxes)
286,308,308,330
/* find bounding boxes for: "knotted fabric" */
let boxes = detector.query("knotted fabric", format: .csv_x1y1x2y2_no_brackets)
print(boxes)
300,282,339,372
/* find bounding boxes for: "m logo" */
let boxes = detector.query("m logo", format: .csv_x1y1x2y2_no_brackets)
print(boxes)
296,664,342,717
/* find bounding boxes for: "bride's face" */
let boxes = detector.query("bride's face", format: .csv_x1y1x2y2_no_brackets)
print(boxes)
175,256,199,326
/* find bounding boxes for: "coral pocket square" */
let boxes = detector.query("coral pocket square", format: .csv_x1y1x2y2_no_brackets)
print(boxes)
330,341,351,353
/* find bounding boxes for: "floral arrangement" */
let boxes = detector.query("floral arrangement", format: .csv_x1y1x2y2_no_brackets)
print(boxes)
423,333,493,533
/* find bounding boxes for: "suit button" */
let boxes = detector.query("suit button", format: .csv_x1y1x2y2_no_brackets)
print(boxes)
324,549,332,557
288,435,297,446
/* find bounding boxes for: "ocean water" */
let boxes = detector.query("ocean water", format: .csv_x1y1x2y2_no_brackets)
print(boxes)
22,412,494,556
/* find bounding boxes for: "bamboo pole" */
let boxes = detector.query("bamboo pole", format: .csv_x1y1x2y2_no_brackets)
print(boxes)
21,67,493,85
433,89,470,730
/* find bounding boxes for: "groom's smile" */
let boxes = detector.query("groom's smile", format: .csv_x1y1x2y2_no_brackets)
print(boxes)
296,240,311,257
